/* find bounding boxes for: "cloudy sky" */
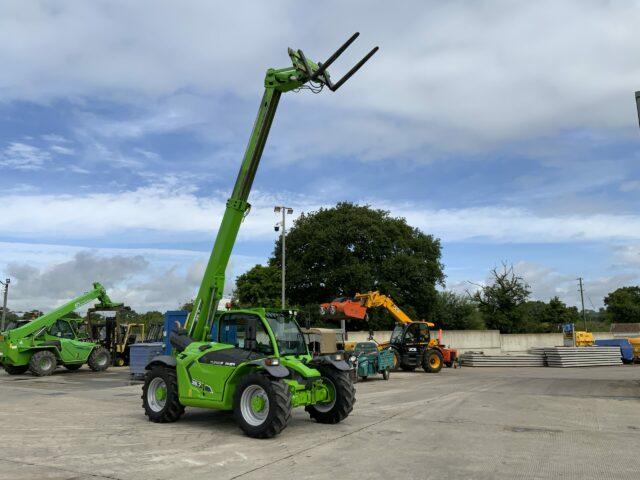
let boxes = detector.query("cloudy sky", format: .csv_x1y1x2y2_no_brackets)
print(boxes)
1,1,639,313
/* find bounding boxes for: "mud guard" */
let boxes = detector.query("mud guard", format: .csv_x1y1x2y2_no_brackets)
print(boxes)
309,355,351,371
246,359,289,378
145,355,177,370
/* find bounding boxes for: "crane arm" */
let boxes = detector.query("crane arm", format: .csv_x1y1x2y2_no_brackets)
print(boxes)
185,34,378,341
4,282,122,339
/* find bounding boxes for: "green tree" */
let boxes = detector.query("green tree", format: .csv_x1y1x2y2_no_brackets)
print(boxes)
473,264,531,333
234,264,281,307
434,291,484,330
270,203,444,326
604,286,640,323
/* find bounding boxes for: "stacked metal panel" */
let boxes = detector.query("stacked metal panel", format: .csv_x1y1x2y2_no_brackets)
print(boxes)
460,351,545,367
541,346,622,367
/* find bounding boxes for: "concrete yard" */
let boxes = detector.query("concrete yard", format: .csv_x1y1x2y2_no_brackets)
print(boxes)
1,366,639,480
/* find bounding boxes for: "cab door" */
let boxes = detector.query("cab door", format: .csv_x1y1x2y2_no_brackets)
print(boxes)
46,319,92,363
188,313,274,402
402,323,423,366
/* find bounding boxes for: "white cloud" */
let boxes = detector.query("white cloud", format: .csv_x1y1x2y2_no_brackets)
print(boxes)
0,1,639,157
0,242,264,312
0,142,51,170
512,261,638,308
1,186,640,244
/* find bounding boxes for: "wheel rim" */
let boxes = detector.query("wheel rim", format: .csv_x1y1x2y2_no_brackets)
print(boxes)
147,377,167,412
40,357,53,371
314,377,337,413
240,385,269,426
429,354,441,369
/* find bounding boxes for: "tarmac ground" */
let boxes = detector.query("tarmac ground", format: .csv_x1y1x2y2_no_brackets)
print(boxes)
0,364,639,480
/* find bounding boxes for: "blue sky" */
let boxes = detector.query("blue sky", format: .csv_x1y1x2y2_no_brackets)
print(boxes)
0,1,639,313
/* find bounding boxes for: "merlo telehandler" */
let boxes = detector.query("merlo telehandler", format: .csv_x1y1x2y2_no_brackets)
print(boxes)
0,283,121,376
142,33,378,438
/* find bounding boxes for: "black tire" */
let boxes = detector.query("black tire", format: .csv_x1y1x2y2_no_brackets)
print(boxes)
360,375,368,381
142,365,184,423
233,373,291,439
65,364,83,371
423,349,444,373
400,364,416,372
3,364,29,375
29,350,57,376
382,369,390,380
306,365,355,424
88,347,111,372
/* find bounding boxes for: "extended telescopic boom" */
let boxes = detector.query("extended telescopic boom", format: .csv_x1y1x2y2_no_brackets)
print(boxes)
2,282,122,339
185,34,378,341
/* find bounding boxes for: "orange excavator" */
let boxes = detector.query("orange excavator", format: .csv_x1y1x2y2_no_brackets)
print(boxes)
321,291,457,373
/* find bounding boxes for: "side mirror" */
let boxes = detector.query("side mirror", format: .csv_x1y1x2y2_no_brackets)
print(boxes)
244,316,258,351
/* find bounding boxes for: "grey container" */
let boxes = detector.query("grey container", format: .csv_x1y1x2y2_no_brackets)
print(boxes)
129,342,164,376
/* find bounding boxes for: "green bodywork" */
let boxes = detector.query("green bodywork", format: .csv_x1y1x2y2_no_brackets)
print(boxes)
173,309,333,411
158,36,376,417
0,282,122,369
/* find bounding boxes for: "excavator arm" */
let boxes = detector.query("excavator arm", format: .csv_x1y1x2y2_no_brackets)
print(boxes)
3,282,122,339
184,34,378,341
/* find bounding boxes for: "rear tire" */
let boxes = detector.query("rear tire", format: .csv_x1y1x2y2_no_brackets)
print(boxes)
65,364,82,371
88,347,111,372
306,365,355,424
29,350,57,376
3,364,29,375
234,373,291,438
142,365,184,423
382,369,390,380
423,349,444,373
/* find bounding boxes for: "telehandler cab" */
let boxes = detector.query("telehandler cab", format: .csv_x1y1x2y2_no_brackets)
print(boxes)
142,33,378,438
0,283,121,376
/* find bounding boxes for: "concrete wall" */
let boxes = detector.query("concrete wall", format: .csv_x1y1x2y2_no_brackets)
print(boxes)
347,329,615,354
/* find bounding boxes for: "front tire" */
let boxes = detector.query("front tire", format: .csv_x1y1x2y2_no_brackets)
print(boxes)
234,373,291,439
3,364,29,375
382,368,390,380
142,365,184,423
88,347,111,372
306,365,355,424
423,349,444,373
29,350,57,376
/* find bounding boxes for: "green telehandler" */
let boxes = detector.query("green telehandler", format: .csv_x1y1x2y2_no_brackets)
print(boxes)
0,282,122,376
142,33,378,438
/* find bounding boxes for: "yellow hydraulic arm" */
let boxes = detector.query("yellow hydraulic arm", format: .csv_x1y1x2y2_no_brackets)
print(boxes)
354,291,434,327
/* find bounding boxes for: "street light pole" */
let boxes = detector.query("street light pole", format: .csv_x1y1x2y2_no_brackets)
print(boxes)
274,206,293,309
578,277,587,331
0,278,10,332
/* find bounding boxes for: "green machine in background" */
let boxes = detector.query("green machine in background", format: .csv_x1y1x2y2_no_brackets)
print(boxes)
142,34,378,438
0,282,120,376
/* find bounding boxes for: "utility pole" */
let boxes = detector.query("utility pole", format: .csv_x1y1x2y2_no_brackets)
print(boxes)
578,277,587,331
274,206,293,309
0,278,10,331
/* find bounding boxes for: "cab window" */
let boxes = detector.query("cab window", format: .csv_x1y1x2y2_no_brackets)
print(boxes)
49,320,76,339
418,323,430,342
218,313,274,355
